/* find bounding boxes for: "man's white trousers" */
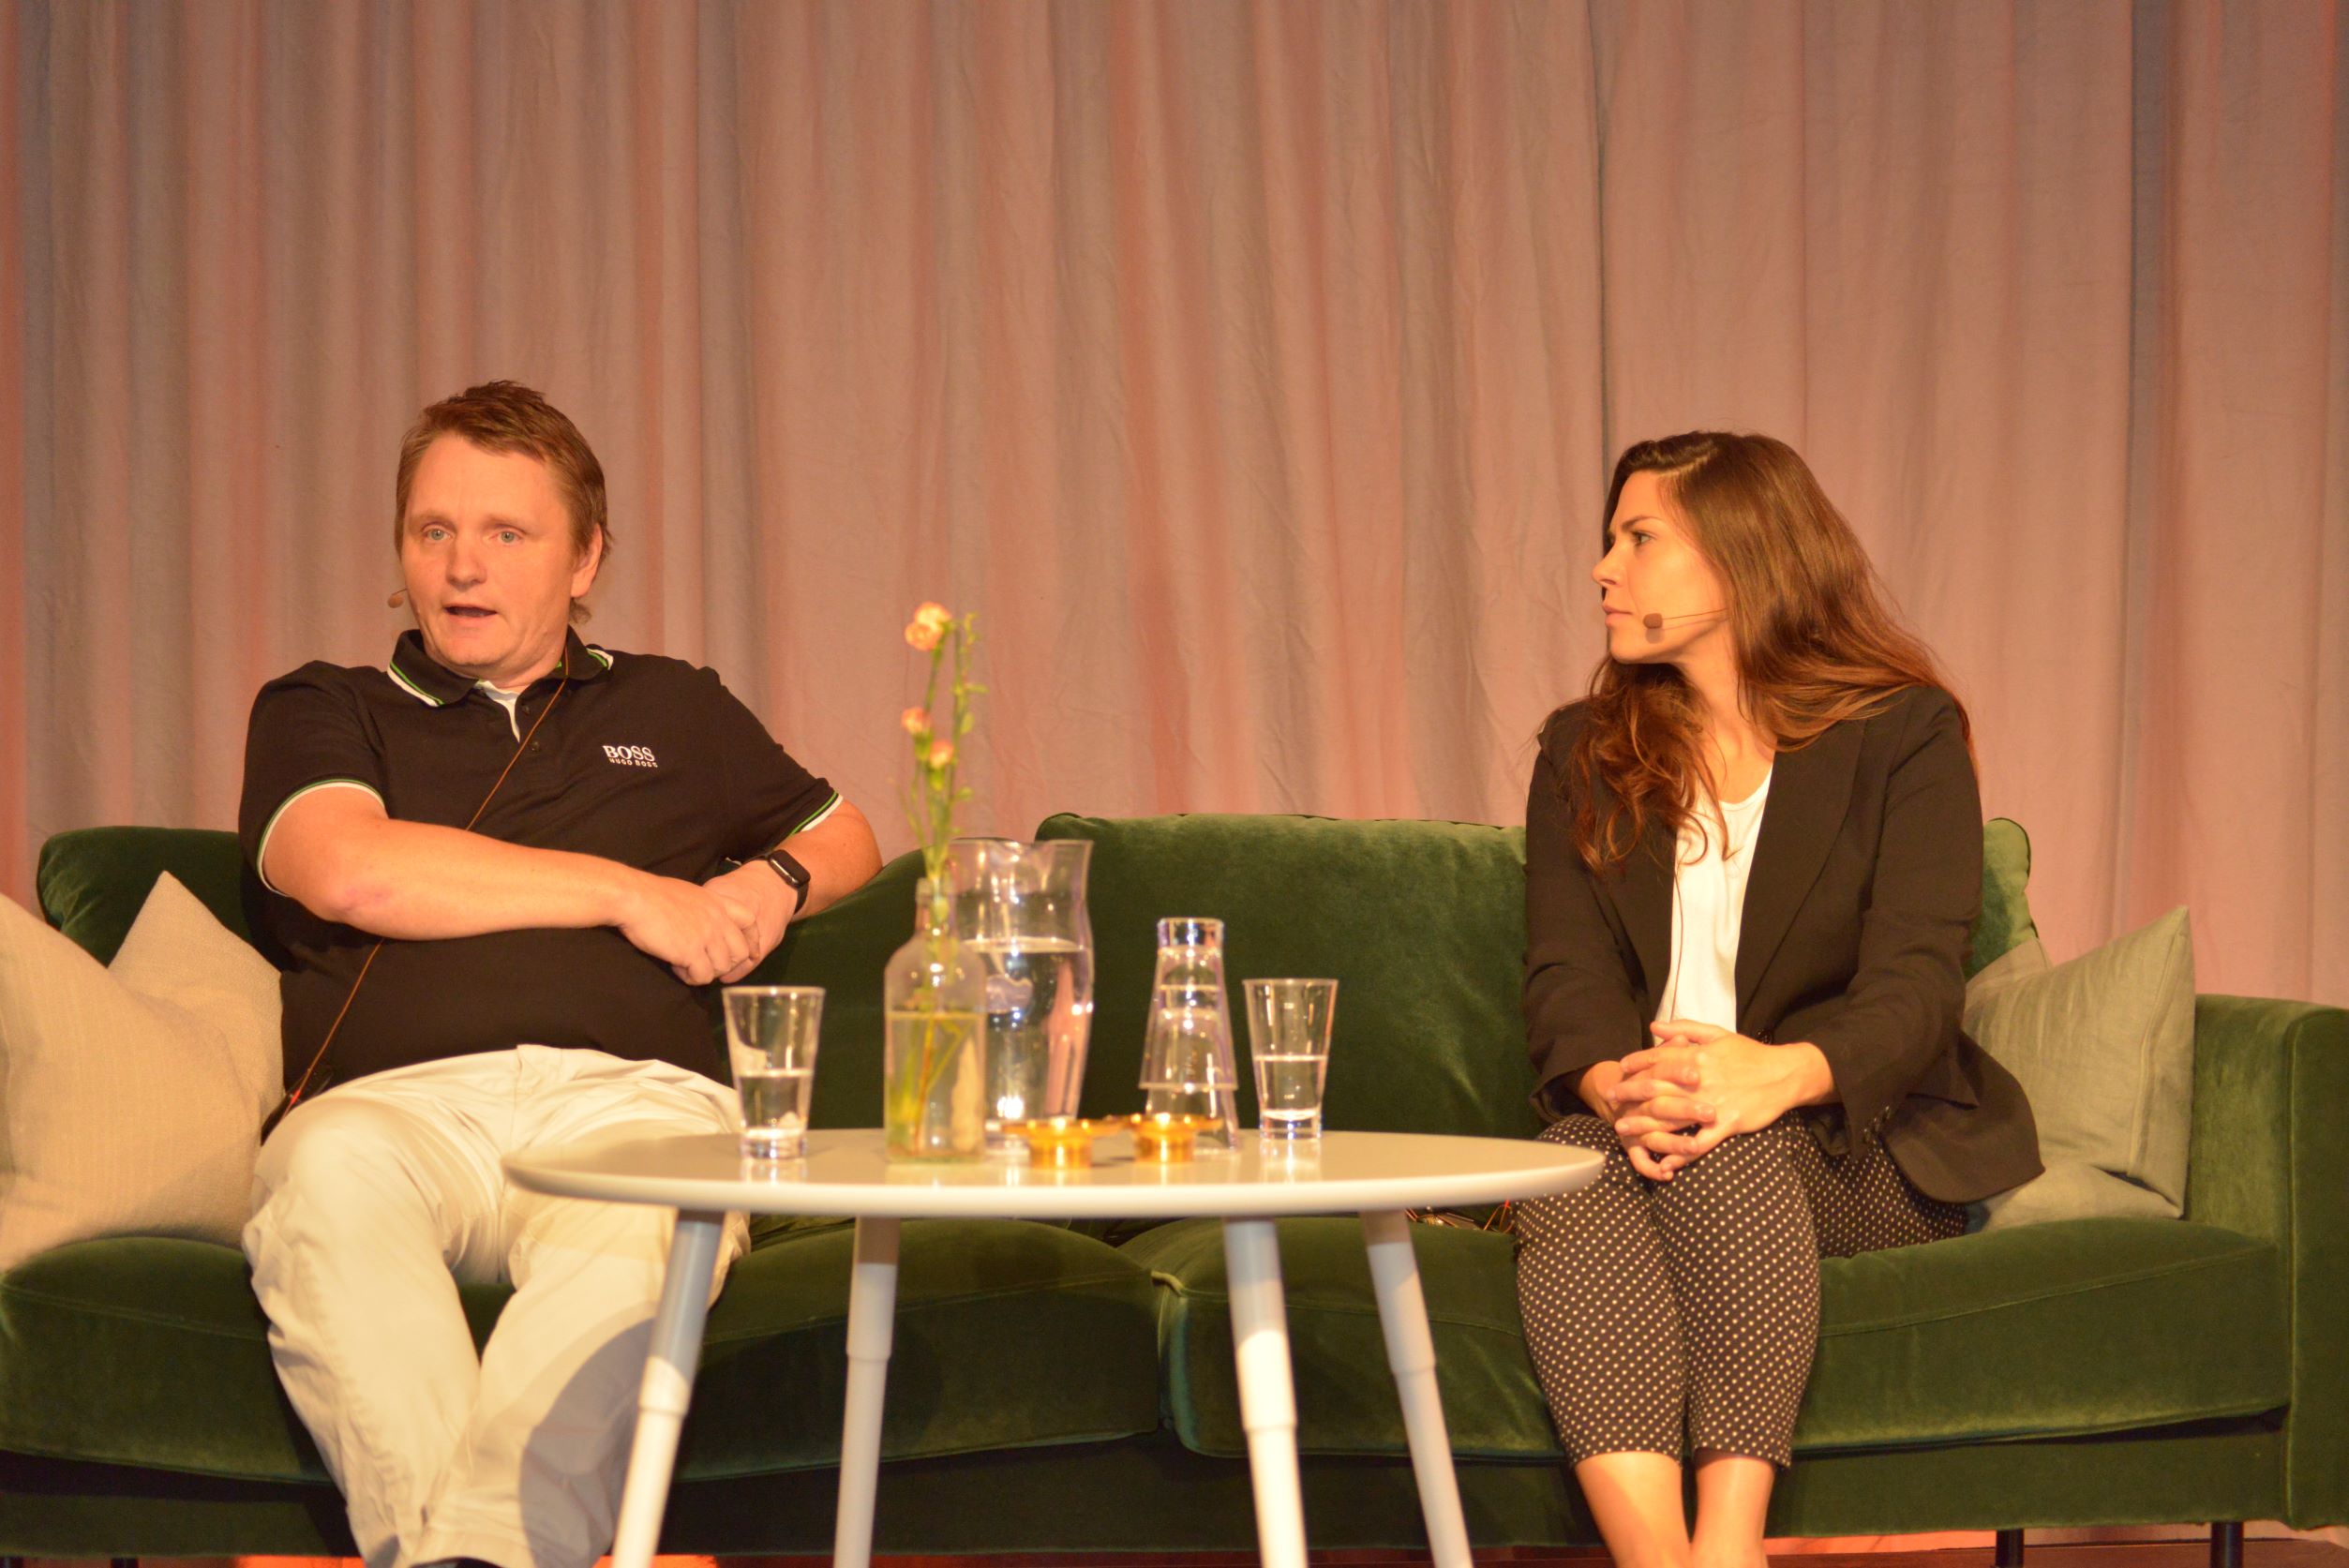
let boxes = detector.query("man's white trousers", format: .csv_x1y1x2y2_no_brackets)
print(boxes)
244,1046,750,1568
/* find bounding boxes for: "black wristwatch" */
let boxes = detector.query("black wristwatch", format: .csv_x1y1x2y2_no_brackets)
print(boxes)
758,848,813,914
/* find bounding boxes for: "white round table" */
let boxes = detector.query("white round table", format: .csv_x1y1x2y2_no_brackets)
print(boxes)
503,1126,1598,1568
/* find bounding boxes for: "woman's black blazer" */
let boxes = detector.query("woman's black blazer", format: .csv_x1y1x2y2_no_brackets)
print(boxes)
1523,683,2041,1205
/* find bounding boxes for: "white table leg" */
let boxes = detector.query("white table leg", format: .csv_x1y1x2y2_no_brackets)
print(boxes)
1222,1216,1308,1568
831,1215,902,1568
610,1209,726,1568
1361,1208,1471,1568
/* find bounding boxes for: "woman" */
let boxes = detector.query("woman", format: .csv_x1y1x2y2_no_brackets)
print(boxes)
1517,432,2039,1568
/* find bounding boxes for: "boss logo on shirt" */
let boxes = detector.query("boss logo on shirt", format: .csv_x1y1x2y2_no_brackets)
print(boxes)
602,744,660,769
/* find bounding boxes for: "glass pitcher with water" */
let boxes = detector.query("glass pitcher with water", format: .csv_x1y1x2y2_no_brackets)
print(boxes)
948,838,1096,1157
1138,917,1241,1153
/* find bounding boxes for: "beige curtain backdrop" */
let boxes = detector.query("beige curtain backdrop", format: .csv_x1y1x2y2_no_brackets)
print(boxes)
3,0,2344,1008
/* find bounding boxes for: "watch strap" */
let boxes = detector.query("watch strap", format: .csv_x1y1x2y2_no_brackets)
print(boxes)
760,848,813,914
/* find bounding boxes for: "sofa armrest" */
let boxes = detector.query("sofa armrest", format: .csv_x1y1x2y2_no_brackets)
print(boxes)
2185,994,2349,1528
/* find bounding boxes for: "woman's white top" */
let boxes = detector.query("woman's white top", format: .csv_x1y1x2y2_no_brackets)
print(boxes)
1655,768,1773,1032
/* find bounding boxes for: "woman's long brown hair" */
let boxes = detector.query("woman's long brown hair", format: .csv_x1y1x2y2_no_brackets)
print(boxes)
1552,431,1969,875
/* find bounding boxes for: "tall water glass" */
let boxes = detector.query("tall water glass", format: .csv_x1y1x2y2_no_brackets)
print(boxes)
949,838,1096,1157
1241,978,1337,1145
1138,917,1241,1153
724,985,824,1160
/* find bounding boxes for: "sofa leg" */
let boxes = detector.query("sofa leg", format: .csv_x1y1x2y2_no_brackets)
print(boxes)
2211,1522,2245,1568
1995,1529,2025,1567
112,1558,139,1568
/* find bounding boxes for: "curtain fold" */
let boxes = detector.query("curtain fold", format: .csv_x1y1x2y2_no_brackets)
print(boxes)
6,0,2344,1007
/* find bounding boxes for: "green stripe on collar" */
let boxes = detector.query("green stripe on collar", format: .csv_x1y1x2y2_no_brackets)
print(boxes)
386,660,447,706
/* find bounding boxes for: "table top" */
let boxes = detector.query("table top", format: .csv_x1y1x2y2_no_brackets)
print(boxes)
502,1127,1600,1219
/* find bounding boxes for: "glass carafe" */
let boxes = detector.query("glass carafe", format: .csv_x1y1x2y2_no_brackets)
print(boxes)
948,838,1097,1157
1138,917,1240,1153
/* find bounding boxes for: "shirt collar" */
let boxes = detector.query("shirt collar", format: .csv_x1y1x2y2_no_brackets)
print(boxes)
386,628,613,708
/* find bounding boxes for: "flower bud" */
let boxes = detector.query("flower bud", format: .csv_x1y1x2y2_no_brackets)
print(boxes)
905,602,953,651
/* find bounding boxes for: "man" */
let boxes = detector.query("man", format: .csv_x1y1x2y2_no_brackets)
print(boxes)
237,381,881,1568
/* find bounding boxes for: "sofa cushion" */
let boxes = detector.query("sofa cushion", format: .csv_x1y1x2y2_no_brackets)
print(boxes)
0,878,282,1270
35,819,2041,1138
1033,813,2042,1143
1802,1217,2284,1446
1958,940,2182,1232
1127,1214,2286,1461
677,1217,1162,1474
1122,1216,1553,1461
1035,813,1542,1141
1967,907,2198,1224
37,829,256,965
0,1218,1160,1483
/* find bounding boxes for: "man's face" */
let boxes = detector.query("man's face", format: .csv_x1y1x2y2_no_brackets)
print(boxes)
398,435,601,689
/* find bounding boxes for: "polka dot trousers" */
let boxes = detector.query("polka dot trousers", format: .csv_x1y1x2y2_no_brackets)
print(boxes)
1514,1112,1965,1469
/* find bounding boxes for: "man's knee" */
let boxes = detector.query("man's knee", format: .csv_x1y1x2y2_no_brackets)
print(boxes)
247,1098,451,1248
258,1098,415,1186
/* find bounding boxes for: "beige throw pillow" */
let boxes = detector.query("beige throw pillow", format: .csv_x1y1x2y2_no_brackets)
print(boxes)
0,874,282,1270
1963,907,2196,1232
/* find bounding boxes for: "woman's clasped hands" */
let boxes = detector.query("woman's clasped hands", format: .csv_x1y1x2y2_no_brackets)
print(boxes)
1607,1021,1823,1180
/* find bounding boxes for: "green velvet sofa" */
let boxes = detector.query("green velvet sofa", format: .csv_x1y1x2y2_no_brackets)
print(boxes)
5,814,2343,1561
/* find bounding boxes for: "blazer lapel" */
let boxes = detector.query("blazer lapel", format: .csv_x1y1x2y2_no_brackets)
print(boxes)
1734,718,1863,1017
1601,811,1677,1008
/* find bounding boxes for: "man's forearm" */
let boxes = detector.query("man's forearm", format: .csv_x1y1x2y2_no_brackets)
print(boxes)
777,800,883,918
292,816,647,940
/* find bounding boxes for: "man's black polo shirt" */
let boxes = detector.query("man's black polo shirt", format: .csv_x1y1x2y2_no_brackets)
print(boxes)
237,629,839,1092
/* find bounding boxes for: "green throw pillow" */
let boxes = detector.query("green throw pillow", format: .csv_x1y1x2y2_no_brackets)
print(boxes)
1967,818,2039,978
1964,907,2196,1230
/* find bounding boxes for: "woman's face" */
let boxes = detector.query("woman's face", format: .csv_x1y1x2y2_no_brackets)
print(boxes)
1592,470,1732,665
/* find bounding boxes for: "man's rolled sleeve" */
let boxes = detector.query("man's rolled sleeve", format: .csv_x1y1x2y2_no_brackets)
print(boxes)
704,670,837,860
1803,688,1983,1138
1523,745,1646,1119
239,666,388,895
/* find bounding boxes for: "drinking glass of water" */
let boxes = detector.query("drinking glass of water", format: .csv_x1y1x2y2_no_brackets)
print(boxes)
1240,978,1337,1146
724,985,825,1160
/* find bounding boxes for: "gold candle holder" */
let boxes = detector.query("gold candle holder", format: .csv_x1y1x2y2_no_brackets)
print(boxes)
1125,1112,1215,1163
1004,1116,1115,1169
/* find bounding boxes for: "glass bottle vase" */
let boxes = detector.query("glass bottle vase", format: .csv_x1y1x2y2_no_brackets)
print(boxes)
882,878,989,1161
